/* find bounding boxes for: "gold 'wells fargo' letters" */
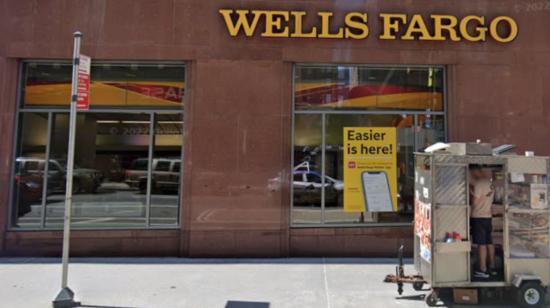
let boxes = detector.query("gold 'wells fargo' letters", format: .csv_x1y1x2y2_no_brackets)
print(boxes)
219,9,518,43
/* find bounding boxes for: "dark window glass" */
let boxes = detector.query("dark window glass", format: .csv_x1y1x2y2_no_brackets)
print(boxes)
48,162,61,171
12,113,48,228
173,162,181,173
308,173,323,184
416,115,446,150
131,159,148,171
21,161,41,172
155,161,171,171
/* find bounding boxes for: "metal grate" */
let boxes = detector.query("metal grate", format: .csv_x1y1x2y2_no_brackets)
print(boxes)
435,206,469,241
435,165,467,205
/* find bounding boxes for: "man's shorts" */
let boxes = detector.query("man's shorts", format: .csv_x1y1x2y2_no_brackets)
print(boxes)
471,218,492,245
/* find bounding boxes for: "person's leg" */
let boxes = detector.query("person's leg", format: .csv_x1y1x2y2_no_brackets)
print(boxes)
472,218,489,278
478,245,488,272
486,218,496,271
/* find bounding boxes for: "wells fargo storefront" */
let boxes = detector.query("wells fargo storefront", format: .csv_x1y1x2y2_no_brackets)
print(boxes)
0,0,548,257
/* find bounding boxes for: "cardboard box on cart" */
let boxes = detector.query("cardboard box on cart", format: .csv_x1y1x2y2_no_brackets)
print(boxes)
453,288,479,304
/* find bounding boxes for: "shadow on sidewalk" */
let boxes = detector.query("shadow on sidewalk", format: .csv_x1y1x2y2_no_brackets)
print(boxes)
79,305,140,308
73,300,271,308
225,300,270,308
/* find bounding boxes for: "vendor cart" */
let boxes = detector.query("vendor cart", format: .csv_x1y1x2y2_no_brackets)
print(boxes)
385,143,550,307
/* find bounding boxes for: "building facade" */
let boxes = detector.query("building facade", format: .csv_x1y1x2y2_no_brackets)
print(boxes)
0,0,549,257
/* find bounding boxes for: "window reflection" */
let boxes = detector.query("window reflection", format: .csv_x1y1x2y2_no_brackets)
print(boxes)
416,115,446,151
295,66,443,111
150,113,183,226
45,113,150,228
13,111,184,229
292,64,446,226
292,114,322,224
23,62,185,107
12,61,185,229
12,113,48,228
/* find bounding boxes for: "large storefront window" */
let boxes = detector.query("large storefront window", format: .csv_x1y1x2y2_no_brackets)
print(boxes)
11,61,185,229
292,64,445,226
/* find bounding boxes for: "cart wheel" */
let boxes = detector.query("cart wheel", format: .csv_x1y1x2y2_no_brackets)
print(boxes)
413,281,425,291
425,290,439,307
516,282,545,307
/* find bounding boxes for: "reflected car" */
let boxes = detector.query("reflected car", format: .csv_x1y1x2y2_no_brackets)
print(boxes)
293,170,343,206
124,158,149,189
125,158,181,194
13,174,42,217
15,157,103,194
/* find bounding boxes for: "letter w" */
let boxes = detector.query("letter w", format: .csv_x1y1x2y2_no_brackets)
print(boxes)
219,9,262,37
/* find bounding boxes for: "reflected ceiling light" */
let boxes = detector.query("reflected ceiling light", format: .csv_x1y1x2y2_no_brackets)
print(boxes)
158,121,183,124
122,120,150,124
97,120,152,124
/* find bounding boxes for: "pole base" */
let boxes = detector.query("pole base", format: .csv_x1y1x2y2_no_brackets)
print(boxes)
52,287,80,308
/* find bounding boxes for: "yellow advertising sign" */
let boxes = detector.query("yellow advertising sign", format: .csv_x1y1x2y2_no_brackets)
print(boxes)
343,127,397,213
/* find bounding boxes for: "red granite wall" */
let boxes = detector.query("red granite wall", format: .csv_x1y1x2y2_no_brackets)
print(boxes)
0,0,549,256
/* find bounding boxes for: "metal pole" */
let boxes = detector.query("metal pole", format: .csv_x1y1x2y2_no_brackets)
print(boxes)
52,31,82,308
146,112,155,227
320,113,326,224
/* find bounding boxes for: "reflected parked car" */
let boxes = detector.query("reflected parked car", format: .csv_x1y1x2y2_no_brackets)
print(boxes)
293,170,343,206
13,173,42,217
125,158,181,194
15,157,103,194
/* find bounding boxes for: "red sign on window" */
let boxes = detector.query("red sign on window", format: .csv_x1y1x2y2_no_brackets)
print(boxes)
77,55,91,110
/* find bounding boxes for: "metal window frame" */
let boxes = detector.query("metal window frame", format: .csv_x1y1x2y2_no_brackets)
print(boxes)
146,112,155,227
8,60,186,231
290,63,448,228
6,63,24,229
41,113,53,228
147,111,185,227
321,113,326,224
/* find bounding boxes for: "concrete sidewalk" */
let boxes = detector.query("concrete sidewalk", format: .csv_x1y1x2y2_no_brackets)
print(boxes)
0,258,516,308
